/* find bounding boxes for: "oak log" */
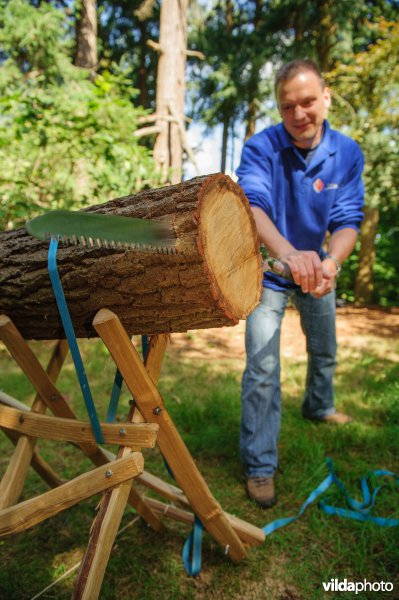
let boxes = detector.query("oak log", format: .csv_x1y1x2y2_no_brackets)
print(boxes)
0,174,262,339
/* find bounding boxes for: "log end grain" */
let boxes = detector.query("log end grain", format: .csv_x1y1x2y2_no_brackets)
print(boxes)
196,174,262,321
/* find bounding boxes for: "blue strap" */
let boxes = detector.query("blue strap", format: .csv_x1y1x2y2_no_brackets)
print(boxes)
141,335,149,360
263,458,399,536
107,333,139,423
106,368,123,423
263,473,333,535
318,458,399,527
48,237,105,444
182,516,204,576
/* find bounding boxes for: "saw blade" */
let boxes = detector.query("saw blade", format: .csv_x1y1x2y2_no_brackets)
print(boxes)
26,210,176,253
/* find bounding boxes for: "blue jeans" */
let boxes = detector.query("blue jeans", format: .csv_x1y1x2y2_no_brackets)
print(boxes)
241,287,337,478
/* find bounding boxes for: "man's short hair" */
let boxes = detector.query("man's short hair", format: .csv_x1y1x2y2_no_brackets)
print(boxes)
275,59,326,95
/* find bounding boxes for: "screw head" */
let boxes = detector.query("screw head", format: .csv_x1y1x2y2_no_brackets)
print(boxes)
119,428,126,437
105,469,112,478
153,406,162,415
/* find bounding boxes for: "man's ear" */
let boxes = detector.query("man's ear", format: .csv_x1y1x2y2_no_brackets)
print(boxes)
324,87,332,110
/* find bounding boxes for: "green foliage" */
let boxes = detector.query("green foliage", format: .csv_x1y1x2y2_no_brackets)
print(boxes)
328,19,399,210
0,0,160,230
328,20,399,305
97,0,160,109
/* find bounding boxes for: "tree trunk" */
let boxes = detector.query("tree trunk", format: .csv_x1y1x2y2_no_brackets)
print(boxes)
220,116,229,173
0,175,262,340
138,19,149,107
244,0,262,141
153,0,188,184
354,206,379,306
245,99,257,142
315,0,337,71
74,0,97,71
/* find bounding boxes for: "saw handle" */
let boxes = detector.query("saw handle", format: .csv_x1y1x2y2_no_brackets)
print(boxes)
263,257,294,282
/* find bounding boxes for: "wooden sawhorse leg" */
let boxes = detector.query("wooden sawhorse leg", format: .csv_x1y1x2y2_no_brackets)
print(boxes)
93,308,248,563
73,333,170,598
0,338,69,509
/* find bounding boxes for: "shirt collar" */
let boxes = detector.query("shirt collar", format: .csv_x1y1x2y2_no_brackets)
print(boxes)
276,120,337,155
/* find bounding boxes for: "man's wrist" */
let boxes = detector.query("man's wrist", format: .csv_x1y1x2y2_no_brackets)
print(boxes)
326,253,341,277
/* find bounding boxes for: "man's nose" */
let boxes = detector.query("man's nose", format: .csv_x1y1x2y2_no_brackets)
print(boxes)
294,105,306,119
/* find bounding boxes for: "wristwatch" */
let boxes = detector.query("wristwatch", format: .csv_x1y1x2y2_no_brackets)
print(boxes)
326,253,341,277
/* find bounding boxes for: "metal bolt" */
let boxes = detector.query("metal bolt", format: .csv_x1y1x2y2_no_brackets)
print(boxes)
119,428,126,437
50,394,57,401
19,414,25,424
105,469,112,478
129,399,135,406
153,406,162,415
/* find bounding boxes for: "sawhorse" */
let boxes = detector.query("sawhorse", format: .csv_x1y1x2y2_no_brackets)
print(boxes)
0,309,265,598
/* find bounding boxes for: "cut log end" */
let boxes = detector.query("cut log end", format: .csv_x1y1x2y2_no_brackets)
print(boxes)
197,176,262,320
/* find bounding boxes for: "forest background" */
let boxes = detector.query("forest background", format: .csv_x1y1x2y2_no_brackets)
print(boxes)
0,0,398,307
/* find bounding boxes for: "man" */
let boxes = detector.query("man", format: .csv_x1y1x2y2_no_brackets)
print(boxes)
236,59,364,509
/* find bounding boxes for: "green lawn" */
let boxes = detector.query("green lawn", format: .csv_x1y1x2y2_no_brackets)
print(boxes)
0,324,398,599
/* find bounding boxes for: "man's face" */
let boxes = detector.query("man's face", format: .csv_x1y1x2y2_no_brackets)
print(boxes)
277,71,331,149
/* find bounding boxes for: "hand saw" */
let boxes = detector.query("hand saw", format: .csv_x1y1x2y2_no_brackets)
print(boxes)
25,209,176,253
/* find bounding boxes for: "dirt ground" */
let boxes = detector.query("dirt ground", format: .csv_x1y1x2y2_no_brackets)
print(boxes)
167,306,399,363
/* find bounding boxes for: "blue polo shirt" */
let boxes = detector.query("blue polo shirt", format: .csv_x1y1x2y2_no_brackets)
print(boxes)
236,120,364,290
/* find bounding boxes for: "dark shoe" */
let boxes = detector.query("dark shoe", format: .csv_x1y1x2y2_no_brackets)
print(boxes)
318,411,353,425
246,477,276,509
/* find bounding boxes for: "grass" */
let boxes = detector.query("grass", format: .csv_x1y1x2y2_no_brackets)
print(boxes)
0,327,398,600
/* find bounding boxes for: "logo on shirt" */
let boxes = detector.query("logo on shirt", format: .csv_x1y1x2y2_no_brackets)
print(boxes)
326,183,340,190
313,178,324,193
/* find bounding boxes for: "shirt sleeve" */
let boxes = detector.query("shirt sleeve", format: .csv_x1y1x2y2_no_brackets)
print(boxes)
236,135,276,221
328,144,365,234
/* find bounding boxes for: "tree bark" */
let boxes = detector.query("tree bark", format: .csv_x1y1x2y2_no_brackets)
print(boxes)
74,0,97,71
354,206,379,306
0,175,262,340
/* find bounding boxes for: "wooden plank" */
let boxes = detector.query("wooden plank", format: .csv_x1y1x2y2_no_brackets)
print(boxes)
0,404,158,448
74,441,134,598
0,340,69,509
137,471,265,547
145,333,169,383
93,308,247,562
144,497,194,525
137,470,188,507
0,453,143,537
0,317,76,419
74,477,133,600
2,428,65,489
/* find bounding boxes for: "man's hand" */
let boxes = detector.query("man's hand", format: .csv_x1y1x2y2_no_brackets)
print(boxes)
311,256,339,298
280,250,330,293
